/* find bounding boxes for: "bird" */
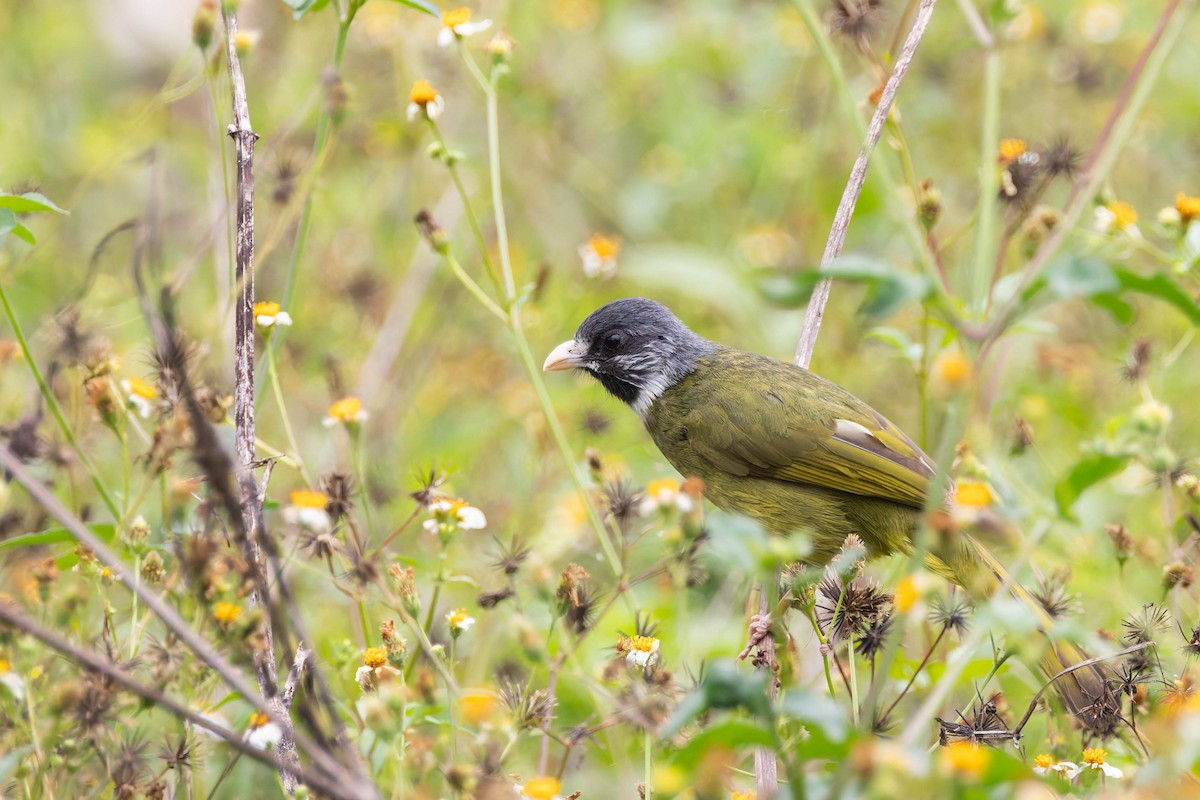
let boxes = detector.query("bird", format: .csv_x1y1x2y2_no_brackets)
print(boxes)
544,297,1117,735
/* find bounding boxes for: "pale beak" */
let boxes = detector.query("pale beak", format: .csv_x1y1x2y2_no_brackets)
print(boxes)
543,339,586,372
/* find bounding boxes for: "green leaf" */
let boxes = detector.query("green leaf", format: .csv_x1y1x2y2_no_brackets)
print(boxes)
759,255,932,320
1054,453,1128,518
672,719,776,767
1114,269,1200,326
281,0,331,20
776,690,849,742
0,192,68,215
1087,292,1134,324
0,524,116,551
385,0,439,16
1043,255,1118,299
11,223,35,244
0,208,15,238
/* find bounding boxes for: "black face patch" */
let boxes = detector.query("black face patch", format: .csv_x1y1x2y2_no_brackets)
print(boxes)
592,370,641,405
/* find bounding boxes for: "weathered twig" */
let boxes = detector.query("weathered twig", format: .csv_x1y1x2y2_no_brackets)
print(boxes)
218,5,307,791
1010,641,1154,738
0,601,357,800
283,646,312,711
793,0,938,369
754,3,939,795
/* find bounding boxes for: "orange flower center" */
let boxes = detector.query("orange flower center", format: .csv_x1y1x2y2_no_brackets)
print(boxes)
328,396,364,421
998,139,1027,163
587,233,621,259
441,7,471,27
363,647,387,668
410,79,439,106
521,777,562,799
290,489,329,508
253,300,281,317
125,376,158,400
1176,192,1200,222
1082,747,1107,766
1106,201,1137,227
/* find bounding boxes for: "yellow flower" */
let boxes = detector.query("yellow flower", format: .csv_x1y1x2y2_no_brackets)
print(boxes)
617,634,661,668
213,601,242,625
0,659,10,673
954,482,993,508
998,138,1027,164
121,376,159,419
520,777,562,800
459,691,498,724
1095,200,1139,236
253,300,292,328
123,376,157,399
362,647,387,669
290,490,328,508
407,79,445,121
325,396,368,427
1108,201,1137,227
893,575,921,613
640,478,694,516
943,742,989,780
248,710,270,728
439,7,492,47
579,233,621,278
423,498,487,536
732,792,757,800
1176,192,1200,223
1005,4,1046,40
446,607,475,634
933,350,971,389
233,30,260,56
283,489,332,533
1067,746,1122,779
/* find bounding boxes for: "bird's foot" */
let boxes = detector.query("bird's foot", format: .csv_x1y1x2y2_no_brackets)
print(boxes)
737,613,773,661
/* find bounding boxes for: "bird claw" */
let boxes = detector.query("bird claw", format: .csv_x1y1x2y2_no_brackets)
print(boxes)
737,613,773,661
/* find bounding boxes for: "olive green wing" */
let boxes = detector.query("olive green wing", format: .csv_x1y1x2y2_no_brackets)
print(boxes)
679,351,934,508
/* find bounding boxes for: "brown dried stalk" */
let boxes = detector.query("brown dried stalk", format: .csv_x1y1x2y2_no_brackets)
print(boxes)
217,4,305,790
754,1,939,795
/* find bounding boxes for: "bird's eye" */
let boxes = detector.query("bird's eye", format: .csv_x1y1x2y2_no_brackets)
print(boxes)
601,332,624,351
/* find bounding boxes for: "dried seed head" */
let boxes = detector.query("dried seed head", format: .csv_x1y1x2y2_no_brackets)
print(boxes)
1164,562,1194,591
1042,135,1082,178
816,571,891,643
1123,603,1171,644
320,471,356,522
930,596,972,634
854,614,893,660
1121,339,1153,383
1105,523,1133,561
1031,568,1075,620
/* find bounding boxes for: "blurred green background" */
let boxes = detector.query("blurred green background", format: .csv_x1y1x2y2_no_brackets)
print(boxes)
3,0,1200,795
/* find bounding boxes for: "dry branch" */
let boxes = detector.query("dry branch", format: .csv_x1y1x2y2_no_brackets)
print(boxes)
217,4,304,791
755,2,939,795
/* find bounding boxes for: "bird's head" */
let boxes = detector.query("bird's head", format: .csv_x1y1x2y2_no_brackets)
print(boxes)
543,298,716,415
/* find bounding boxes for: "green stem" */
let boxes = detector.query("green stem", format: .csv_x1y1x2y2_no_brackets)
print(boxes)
349,428,376,539
458,44,517,300
426,119,504,296
442,252,507,322
971,47,1002,310
0,283,120,519
358,598,371,646
265,335,314,486
643,728,652,799
279,15,353,316
847,640,860,724
448,636,457,759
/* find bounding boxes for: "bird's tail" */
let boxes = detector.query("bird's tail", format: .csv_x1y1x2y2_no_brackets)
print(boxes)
936,532,1118,735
